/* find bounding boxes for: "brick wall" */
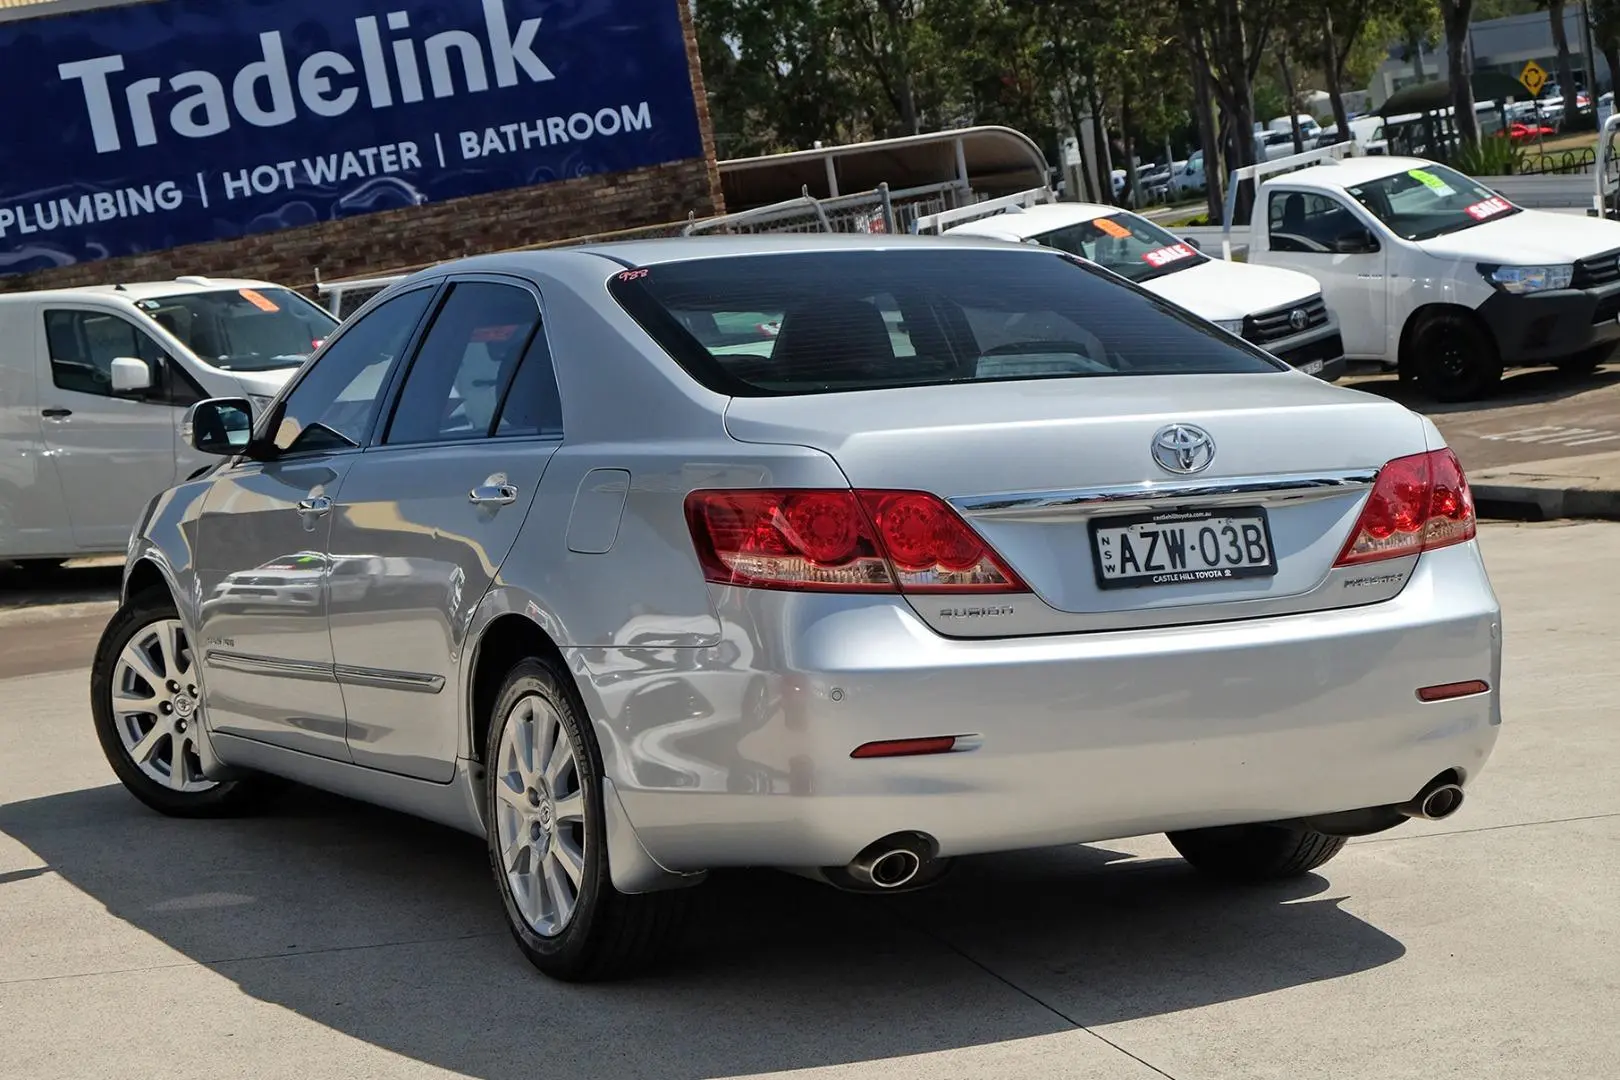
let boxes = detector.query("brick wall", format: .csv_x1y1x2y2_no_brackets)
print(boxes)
2,0,723,296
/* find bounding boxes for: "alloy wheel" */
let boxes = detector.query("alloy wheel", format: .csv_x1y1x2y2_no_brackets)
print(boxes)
110,618,216,793
494,693,589,937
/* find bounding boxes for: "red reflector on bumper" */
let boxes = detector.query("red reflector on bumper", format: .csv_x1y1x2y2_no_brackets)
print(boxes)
1416,680,1491,702
851,736,959,759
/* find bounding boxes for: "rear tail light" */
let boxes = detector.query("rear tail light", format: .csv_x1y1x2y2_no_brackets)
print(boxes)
685,489,1026,593
1334,449,1476,567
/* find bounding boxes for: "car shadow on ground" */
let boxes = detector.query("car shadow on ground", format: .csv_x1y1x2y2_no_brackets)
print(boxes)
1345,365,1620,414
0,560,122,611
0,785,1406,1079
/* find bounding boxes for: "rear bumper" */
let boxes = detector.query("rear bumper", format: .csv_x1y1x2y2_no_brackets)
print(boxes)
1478,285,1620,364
584,542,1501,871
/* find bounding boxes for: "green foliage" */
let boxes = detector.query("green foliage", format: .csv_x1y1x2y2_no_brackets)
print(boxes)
1473,0,1539,17
691,0,1515,191
1452,134,1529,174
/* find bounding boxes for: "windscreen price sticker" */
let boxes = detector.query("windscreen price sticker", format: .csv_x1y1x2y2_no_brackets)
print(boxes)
1465,196,1512,221
1142,243,1195,268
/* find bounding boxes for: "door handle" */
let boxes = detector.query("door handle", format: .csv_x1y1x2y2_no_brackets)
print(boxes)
296,496,332,517
469,483,519,506
41,408,72,419
470,473,518,506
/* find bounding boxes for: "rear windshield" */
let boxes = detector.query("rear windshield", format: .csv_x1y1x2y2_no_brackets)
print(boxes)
136,287,339,372
608,249,1281,396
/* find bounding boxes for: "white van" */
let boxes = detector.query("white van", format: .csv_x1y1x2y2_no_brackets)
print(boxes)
939,201,1346,380
0,277,337,563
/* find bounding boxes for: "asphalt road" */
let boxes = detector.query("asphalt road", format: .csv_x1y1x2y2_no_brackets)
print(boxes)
1,521,1615,1080
1346,362,1620,471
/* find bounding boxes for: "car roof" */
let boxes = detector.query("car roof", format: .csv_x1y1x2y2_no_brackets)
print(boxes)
945,203,1123,239
1270,156,1436,191
392,233,1071,288
0,278,286,303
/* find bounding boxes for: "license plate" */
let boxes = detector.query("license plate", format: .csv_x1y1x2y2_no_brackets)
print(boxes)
1298,358,1325,375
1090,508,1278,590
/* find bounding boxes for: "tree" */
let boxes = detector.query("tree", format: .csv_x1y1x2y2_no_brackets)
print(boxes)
1546,0,1579,112
1181,0,1283,219
694,0,865,155
1387,0,1443,89
1299,0,1437,140
1439,0,1479,143
1591,0,1620,96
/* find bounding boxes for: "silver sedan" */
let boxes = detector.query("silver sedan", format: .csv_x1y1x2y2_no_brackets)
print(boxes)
91,236,1501,981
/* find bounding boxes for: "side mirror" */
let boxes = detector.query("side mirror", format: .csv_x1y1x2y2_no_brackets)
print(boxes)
1334,227,1380,254
183,397,254,456
1182,237,1203,251
110,356,153,395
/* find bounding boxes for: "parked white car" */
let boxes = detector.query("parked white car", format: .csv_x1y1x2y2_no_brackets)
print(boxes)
0,277,337,562
1173,151,1207,197
1268,114,1323,142
941,202,1345,379
1243,155,1620,400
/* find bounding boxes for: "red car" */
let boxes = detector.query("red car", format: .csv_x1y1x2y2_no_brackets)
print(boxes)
1504,121,1557,142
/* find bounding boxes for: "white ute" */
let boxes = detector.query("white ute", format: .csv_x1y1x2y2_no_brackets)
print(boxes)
922,198,1347,381
0,277,337,563
1242,155,1620,400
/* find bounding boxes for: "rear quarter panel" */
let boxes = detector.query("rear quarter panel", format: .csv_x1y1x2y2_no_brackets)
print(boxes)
470,261,854,778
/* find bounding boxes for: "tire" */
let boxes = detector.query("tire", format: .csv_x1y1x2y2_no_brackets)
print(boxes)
1166,823,1347,883
484,656,691,981
90,590,280,818
1553,345,1611,374
1409,312,1503,402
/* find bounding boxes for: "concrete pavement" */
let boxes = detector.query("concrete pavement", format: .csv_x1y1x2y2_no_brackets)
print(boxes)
0,559,119,679
1,522,1616,1079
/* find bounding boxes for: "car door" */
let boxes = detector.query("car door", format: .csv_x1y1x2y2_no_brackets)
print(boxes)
37,305,193,551
326,277,562,782
1262,189,1389,359
194,284,437,760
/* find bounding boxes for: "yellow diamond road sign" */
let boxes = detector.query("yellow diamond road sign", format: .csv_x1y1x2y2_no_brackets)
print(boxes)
1520,60,1549,97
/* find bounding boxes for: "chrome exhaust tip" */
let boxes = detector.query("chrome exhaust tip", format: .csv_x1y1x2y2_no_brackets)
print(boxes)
854,848,923,890
1401,781,1465,821
818,832,942,893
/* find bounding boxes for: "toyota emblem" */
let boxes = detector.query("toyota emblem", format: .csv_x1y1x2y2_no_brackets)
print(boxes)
1288,308,1309,332
1151,424,1216,474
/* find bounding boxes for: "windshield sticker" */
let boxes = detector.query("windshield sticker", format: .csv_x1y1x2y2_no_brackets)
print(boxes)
1464,196,1512,220
1408,169,1457,197
237,288,280,313
1142,243,1196,268
1094,217,1132,239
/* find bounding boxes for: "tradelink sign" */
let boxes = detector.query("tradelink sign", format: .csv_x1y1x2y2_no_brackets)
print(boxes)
0,0,705,275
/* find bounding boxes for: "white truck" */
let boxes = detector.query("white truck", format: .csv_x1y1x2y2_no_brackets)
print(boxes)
0,277,337,563
918,195,1347,381
1233,152,1620,400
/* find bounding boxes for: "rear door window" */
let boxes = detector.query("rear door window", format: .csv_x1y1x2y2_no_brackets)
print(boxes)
1268,191,1360,253
383,282,542,445
609,249,1281,396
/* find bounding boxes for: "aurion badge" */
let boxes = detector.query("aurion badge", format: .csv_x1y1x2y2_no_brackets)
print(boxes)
1151,424,1216,475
